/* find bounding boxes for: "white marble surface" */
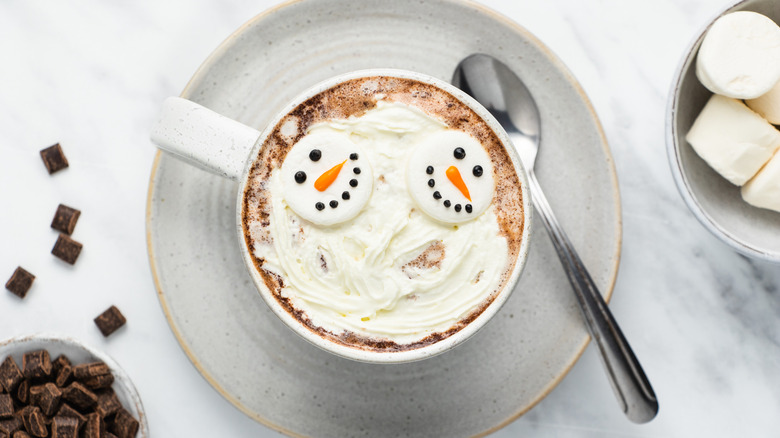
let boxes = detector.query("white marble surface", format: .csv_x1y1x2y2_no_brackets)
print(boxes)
1,0,779,436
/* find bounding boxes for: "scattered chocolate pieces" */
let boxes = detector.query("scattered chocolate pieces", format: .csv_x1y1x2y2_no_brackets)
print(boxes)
22,351,51,381
108,408,138,438
0,358,23,393
50,416,78,438
51,234,82,265
39,144,69,175
50,205,80,235
0,394,13,418
5,268,35,299
94,306,126,337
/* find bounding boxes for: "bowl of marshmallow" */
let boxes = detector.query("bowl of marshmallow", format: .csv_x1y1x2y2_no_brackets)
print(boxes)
667,0,780,262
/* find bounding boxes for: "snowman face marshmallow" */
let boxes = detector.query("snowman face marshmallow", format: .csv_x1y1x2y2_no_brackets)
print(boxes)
281,132,373,226
405,130,495,224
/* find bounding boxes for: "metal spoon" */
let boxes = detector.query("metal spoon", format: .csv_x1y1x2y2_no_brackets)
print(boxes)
453,53,658,423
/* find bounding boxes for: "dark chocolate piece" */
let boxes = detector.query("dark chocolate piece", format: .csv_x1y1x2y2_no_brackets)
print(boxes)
13,431,30,438
54,404,84,430
0,358,23,393
5,268,35,299
106,433,118,438
29,383,61,416
15,381,29,405
82,413,103,438
0,394,12,418
71,363,109,381
21,406,46,438
0,415,23,434
54,366,71,388
51,357,70,376
81,375,113,391
61,383,96,411
107,408,137,438
93,307,126,337
40,143,69,175
95,390,120,418
51,234,82,265
50,205,80,235
22,351,51,381
51,416,78,438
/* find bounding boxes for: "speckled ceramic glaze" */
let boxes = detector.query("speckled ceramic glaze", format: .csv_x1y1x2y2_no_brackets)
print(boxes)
0,334,149,437
145,0,621,436
667,0,780,263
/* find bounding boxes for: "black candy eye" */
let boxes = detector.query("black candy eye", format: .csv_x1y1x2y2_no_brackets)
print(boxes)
453,147,466,159
309,149,322,161
473,165,483,177
315,202,325,211
294,171,306,184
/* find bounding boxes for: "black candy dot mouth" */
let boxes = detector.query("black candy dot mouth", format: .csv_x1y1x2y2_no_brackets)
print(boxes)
424,164,478,214
303,151,361,213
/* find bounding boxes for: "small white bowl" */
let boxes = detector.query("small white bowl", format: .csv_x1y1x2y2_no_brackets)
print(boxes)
0,334,148,437
667,0,780,263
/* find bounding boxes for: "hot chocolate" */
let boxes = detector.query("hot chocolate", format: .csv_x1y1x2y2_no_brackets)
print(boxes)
241,75,525,352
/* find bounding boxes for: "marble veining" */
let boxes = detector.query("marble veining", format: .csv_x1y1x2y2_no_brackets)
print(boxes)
1,0,779,436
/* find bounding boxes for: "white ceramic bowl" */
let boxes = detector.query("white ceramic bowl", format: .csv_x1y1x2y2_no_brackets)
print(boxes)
0,334,148,437
667,0,780,262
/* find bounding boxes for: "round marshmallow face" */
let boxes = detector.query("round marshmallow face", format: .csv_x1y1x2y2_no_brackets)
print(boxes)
406,130,495,224
281,132,373,226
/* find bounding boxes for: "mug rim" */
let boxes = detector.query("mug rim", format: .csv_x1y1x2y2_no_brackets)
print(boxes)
235,68,533,363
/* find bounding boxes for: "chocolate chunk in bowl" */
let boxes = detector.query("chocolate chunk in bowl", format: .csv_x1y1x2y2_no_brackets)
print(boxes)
0,335,147,438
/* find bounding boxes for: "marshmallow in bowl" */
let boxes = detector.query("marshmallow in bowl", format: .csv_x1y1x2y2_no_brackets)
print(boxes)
742,151,780,212
695,11,780,99
686,94,780,186
747,81,780,125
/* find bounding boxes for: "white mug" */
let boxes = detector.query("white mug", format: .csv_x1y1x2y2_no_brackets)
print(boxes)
150,69,532,363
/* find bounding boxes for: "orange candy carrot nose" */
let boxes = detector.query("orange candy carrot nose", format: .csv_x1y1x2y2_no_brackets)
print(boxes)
446,166,471,201
314,160,347,192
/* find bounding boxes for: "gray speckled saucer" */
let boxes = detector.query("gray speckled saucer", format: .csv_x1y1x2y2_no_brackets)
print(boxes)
145,1,621,436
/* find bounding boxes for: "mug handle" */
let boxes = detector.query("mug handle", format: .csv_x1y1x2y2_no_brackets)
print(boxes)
150,97,261,181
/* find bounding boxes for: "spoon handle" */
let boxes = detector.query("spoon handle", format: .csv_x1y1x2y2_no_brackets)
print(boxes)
526,169,658,423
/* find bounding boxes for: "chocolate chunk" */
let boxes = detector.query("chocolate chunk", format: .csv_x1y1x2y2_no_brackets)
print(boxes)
0,414,23,434
106,433,118,438
13,431,30,438
15,381,29,405
21,407,46,438
51,234,82,265
107,408,137,438
0,394,12,418
95,390,121,418
5,268,35,299
22,351,51,381
54,404,84,430
51,416,78,438
93,307,126,337
50,205,80,236
51,357,70,377
40,143,69,175
54,366,71,388
0,358,23,393
81,375,113,391
29,383,61,417
71,363,109,381
82,413,103,438
61,383,96,411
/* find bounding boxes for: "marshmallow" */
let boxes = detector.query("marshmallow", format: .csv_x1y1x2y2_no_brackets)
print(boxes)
746,80,780,124
406,130,494,224
742,151,780,212
696,11,780,99
686,94,780,186
281,131,373,226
